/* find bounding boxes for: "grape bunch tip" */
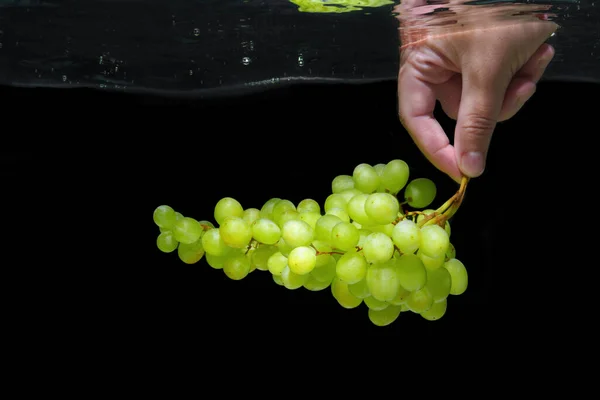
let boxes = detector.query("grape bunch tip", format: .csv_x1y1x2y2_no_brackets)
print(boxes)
153,160,470,327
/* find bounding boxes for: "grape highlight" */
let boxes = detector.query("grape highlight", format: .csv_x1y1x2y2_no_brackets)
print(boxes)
153,159,470,327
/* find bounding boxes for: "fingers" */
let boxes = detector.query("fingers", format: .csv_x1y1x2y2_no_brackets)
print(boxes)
498,44,555,121
398,68,463,182
454,77,507,178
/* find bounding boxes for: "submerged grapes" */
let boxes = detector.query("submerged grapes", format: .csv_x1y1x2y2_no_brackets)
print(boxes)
152,159,469,327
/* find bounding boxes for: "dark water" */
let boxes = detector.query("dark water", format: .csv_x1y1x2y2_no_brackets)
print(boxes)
0,0,598,96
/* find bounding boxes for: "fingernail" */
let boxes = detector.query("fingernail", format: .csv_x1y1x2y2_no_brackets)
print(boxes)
460,151,485,177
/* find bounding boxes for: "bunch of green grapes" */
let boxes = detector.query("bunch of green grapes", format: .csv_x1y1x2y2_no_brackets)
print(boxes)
153,159,469,327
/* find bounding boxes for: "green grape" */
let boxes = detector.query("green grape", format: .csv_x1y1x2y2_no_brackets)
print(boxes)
172,217,203,244
251,218,281,245
362,232,394,264
156,231,178,253
214,197,244,225
326,207,350,223
416,209,450,234
418,250,445,270
348,279,370,299
357,229,372,247
277,210,300,227
364,296,389,311
426,267,452,302
153,205,177,230
299,211,321,228
364,223,394,237
421,299,447,321
406,287,434,313
288,246,317,275
177,238,205,264
281,265,309,290
419,224,450,259
331,278,363,309
392,219,421,254
352,163,380,194
338,188,361,204
366,260,400,302
271,200,296,225
404,178,437,209
446,243,456,260
206,252,228,269
275,237,294,256
281,220,314,248
314,214,342,243
444,258,468,295
368,305,402,327
330,222,359,251
267,252,287,275
272,274,284,286
335,252,367,284
201,228,229,256
373,163,386,176
219,217,252,249
332,175,355,193
381,159,410,194
311,256,337,283
259,198,280,219
223,253,251,281
324,194,348,212
251,245,277,271
396,254,427,291
303,275,331,291
347,194,375,226
198,220,214,229
297,199,320,214
387,284,410,305
242,208,261,225
364,193,400,225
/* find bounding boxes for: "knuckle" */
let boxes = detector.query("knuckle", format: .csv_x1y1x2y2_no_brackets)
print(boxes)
461,113,496,139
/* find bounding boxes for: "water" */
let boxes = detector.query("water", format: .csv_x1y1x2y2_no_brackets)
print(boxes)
0,0,597,96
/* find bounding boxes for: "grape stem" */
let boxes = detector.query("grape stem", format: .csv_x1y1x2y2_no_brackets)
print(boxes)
416,176,469,228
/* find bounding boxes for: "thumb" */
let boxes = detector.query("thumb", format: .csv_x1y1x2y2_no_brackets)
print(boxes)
454,77,508,178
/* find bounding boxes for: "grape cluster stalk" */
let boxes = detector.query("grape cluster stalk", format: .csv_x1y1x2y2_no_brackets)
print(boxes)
153,160,469,326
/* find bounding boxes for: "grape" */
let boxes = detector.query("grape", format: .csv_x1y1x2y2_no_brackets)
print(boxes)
281,220,314,248
223,253,251,281
214,197,244,225
336,252,368,284
392,219,421,255
219,217,252,249
352,163,380,194
297,199,320,214
331,222,359,251
444,258,468,295
395,254,427,291
287,246,317,275
364,193,400,225
425,267,452,302
366,260,401,302
406,287,434,313
364,296,389,311
419,224,450,259
362,232,394,264
156,231,178,253
332,175,354,193
177,239,205,264
331,278,363,309
368,305,402,327
252,218,281,245
381,160,410,194
153,205,177,230
154,157,471,328
404,178,437,209
173,217,203,244
421,299,447,321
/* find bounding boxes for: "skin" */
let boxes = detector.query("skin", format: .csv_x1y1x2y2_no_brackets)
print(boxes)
396,0,559,182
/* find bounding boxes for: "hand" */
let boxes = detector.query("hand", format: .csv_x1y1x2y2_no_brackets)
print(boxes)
396,0,558,181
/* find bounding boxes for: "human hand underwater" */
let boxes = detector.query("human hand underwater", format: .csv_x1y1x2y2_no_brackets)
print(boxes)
396,0,559,181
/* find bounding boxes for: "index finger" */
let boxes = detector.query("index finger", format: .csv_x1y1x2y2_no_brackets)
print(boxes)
398,67,462,182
